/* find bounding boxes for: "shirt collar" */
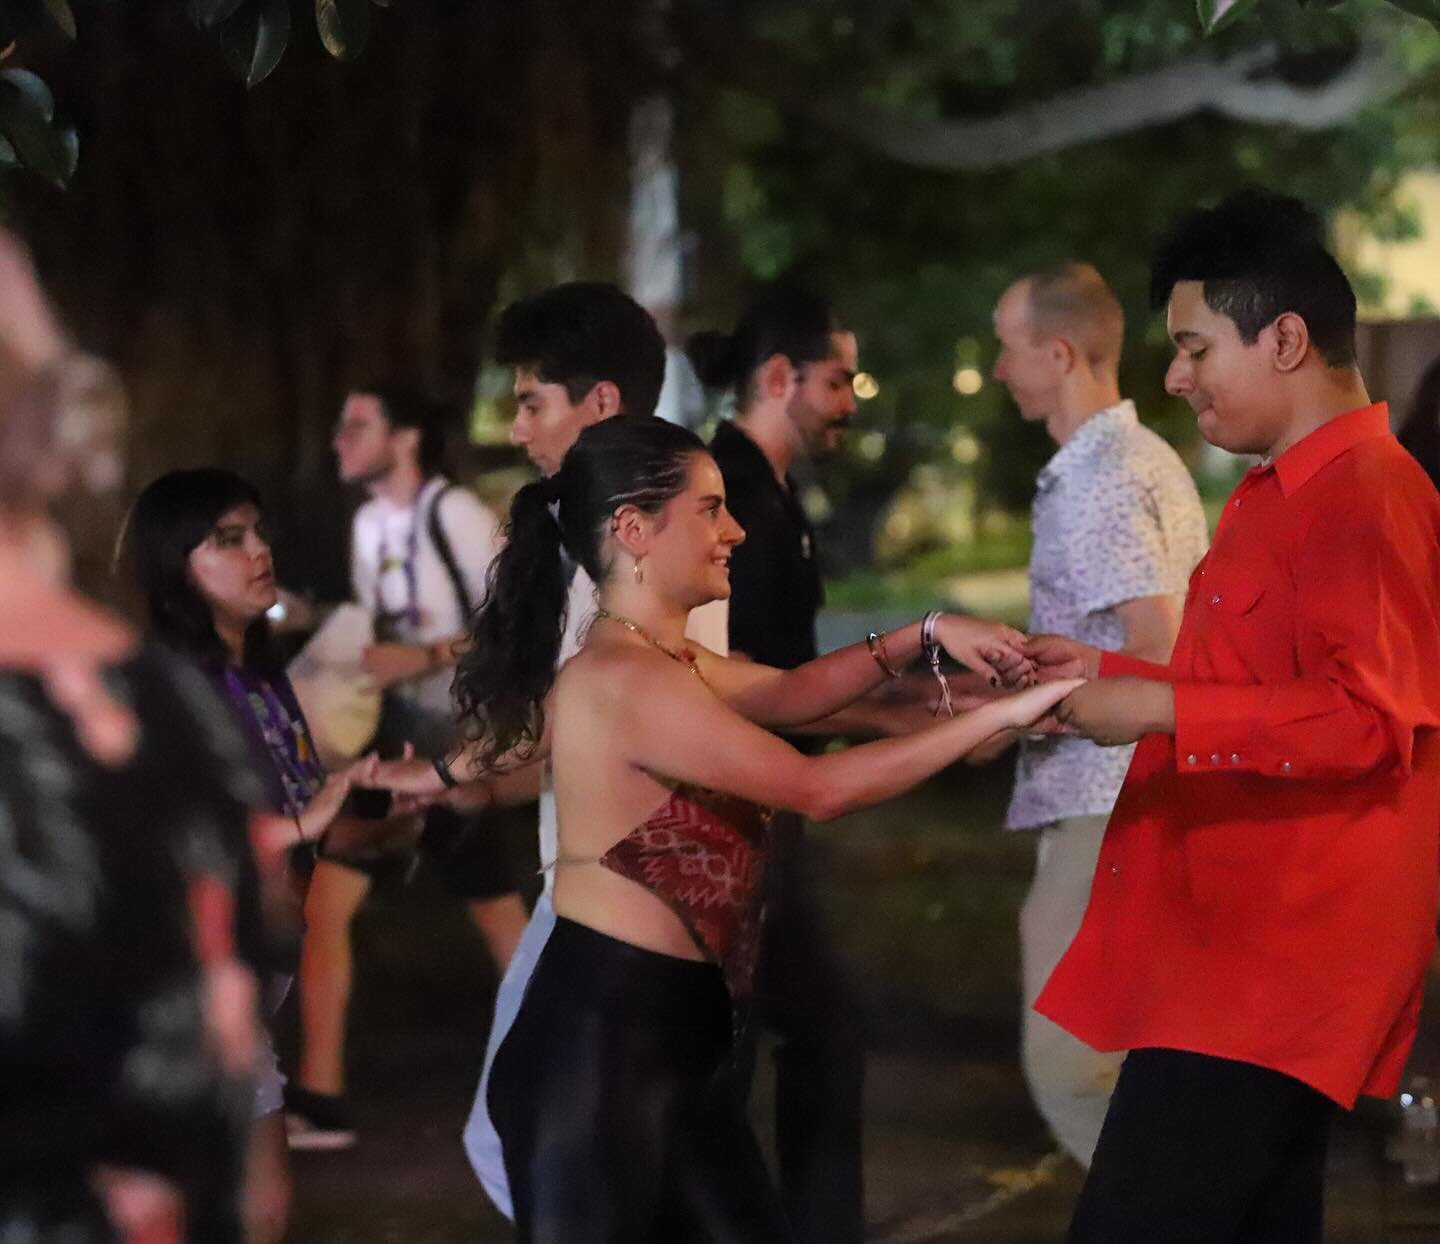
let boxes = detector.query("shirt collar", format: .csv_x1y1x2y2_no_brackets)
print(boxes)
1264,403,1390,498
1037,399,1137,490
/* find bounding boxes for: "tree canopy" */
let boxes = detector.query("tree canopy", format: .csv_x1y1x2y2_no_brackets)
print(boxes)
2,0,1437,592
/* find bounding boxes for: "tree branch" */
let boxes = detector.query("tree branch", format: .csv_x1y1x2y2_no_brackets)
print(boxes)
787,41,1403,171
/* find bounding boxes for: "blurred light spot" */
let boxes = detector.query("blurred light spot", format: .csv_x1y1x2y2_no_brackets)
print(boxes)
950,431,981,465
858,431,886,461
853,372,879,400
885,511,914,542
952,366,983,396
801,485,833,523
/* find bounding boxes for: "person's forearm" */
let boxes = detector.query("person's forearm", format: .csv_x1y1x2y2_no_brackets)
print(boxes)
444,760,544,809
750,621,926,728
802,699,1015,821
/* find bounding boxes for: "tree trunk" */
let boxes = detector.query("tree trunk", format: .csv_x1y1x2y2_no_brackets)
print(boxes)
14,0,653,601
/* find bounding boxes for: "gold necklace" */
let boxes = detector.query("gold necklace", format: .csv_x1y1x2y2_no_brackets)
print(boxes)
594,607,708,686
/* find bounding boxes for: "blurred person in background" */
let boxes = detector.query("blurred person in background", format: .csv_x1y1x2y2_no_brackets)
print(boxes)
0,234,264,1241
985,262,1207,1167
288,387,525,1149
686,283,869,1244
122,466,421,1239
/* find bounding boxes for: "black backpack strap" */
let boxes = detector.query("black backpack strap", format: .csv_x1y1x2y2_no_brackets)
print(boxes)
426,484,473,619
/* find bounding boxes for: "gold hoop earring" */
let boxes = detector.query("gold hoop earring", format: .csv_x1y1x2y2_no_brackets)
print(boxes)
633,556,645,585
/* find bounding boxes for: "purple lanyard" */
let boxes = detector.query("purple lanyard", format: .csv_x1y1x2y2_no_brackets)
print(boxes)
222,667,323,818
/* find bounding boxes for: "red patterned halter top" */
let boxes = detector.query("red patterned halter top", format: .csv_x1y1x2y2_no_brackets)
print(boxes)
554,613,772,1001
596,783,771,1002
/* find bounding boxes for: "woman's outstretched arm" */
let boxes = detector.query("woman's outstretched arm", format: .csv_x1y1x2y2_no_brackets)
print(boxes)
608,647,1077,822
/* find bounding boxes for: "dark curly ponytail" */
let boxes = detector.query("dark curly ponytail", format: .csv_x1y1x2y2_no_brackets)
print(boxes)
454,414,706,768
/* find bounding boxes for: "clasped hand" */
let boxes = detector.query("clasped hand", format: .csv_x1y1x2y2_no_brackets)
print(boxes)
931,614,1038,687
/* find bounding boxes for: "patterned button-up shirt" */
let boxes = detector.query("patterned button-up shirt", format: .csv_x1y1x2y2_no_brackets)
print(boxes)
1006,400,1208,830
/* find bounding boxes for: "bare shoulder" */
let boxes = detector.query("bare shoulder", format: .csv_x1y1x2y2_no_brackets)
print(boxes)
558,642,694,709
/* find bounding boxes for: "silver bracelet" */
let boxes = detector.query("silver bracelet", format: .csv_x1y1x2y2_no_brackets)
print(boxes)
921,610,954,718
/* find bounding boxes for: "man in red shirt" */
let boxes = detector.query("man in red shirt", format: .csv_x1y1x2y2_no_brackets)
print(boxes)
1028,191,1440,1242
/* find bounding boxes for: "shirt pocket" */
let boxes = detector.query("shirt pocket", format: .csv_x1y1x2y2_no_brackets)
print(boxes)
1195,563,1266,618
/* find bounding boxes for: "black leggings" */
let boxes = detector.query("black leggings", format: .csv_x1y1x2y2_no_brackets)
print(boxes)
488,917,794,1243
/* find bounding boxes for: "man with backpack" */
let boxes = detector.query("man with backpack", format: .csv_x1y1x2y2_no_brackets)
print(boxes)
285,387,527,1149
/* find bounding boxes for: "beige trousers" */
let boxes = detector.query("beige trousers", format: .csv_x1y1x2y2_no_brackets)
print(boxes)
1019,813,1125,1168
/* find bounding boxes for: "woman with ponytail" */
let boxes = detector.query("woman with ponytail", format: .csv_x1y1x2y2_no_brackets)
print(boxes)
374,414,1079,1241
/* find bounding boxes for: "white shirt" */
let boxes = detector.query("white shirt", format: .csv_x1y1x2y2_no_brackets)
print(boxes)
536,566,728,895
351,477,501,716
1006,400,1208,830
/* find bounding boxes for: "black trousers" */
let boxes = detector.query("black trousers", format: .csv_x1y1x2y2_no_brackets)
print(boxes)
1068,1047,1339,1244
488,917,793,1244
745,813,866,1244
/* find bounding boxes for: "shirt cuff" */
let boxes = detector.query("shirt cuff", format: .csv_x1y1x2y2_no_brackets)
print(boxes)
1173,683,1269,776
1098,650,1173,681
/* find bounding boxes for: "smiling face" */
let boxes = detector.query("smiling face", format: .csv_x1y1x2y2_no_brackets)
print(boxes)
622,453,746,608
1163,280,1290,456
788,331,859,460
186,502,276,630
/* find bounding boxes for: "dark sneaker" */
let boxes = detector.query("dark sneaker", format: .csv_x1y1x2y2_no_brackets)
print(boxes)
284,1087,357,1151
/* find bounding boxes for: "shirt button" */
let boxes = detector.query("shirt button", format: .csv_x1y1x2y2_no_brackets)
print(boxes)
1210,594,1221,605
1186,754,1198,765
1209,753,1221,764
1230,753,1241,764
1110,865,1121,877
1234,498,1242,508
1281,761,1293,773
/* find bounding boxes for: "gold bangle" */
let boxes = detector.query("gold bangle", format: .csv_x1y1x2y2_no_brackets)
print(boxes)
866,631,901,679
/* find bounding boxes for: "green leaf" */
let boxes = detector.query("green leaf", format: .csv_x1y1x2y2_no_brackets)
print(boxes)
0,69,55,122
40,0,77,39
316,0,370,60
1386,0,1440,28
0,73,76,186
188,0,250,28
218,0,291,87
1196,0,1257,33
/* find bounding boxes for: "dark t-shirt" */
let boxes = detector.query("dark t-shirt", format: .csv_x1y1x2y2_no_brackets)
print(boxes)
709,420,823,671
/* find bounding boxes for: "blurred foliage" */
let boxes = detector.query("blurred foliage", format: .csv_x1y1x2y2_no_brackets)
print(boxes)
672,0,1440,573
0,0,1437,594
0,0,388,185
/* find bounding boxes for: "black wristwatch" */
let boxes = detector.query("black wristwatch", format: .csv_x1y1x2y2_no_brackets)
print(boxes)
433,754,460,789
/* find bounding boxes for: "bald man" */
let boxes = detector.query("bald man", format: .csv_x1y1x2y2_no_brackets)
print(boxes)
990,263,1207,1165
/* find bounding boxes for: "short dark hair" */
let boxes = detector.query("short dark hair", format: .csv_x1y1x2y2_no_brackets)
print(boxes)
686,282,845,403
494,282,666,419
356,386,448,477
1150,190,1357,368
126,467,280,672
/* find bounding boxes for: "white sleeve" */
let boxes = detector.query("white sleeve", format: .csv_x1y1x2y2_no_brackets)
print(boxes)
437,488,502,610
350,510,376,610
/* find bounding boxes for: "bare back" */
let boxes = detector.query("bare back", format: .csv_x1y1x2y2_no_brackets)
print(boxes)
550,638,725,963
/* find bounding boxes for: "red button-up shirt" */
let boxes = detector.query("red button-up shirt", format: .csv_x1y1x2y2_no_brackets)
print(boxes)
1036,403,1440,1106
